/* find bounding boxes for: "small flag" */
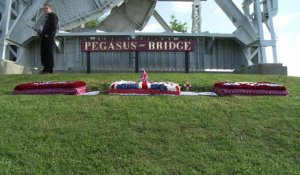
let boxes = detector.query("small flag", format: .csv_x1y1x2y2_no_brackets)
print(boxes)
141,69,149,82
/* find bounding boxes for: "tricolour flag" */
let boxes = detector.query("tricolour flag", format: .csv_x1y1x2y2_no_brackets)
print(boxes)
141,69,149,82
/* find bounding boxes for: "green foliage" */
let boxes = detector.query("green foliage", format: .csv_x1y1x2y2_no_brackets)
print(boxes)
169,15,188,33
0,73,300,174
84,19,101,29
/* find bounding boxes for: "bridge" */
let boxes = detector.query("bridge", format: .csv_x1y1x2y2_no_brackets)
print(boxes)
0,0,285,74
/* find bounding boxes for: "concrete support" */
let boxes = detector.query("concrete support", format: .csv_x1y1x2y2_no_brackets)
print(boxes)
0,60,38,74
0,0,12,60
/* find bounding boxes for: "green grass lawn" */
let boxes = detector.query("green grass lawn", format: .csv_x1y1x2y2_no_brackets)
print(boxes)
0,73,299,174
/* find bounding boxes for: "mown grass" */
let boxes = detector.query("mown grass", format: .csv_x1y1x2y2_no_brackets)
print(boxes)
0,73,299,174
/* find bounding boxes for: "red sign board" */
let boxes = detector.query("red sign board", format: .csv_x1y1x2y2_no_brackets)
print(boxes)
81,40,195,52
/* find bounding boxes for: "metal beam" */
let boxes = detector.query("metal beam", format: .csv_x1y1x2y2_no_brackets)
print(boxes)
153,10,173,33
0,0,13,60
215,0,257,44
192,0,202,33
265,0,278,63
254,0,266,63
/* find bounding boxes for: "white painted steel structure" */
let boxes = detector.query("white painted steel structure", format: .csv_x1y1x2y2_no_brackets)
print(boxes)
0,0,279,72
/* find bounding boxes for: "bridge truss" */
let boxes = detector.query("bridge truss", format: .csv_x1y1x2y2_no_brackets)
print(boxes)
0,0,279,72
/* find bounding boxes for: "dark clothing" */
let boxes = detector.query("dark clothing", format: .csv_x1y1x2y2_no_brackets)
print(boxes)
41,37,54,73
41,13,59,38
40,13,58,73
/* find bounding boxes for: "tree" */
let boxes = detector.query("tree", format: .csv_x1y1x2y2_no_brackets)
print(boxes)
84,19,101,29
169,15,188,33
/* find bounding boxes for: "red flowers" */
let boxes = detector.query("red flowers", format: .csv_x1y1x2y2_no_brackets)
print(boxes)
213,82,288,96
14,81,86,90
13,81,87,95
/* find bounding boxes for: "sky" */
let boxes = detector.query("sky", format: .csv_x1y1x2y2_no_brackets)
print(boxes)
141,0,300,77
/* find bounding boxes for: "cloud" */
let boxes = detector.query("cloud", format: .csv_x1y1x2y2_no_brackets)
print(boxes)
170,2,192,14
274,12,300,31
276,32,300,76
272,12,300,76
213,7,223,16
142,22,163,33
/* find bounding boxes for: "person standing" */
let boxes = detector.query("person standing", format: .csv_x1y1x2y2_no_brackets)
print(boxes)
39,3,58,74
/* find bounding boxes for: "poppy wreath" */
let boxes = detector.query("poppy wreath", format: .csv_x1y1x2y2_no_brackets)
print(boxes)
13,81,87,95
213,82,288,96
109,70,181,95
109,81,181,95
